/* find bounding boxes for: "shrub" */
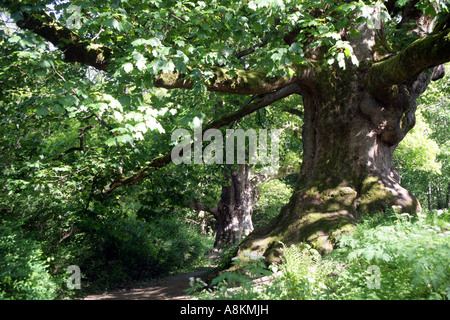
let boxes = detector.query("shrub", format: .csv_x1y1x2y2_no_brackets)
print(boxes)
0,220,58,300
191,243,334,300
190,251,274,300
275,243,334,300
253,180,292,229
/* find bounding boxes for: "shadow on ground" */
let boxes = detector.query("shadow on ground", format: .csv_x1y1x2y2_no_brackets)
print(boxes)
82,267,213,300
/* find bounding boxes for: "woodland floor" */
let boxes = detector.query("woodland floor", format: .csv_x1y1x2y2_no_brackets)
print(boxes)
81,253,219,300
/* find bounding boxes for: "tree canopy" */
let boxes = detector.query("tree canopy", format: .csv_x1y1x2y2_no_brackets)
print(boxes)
1,0,448,193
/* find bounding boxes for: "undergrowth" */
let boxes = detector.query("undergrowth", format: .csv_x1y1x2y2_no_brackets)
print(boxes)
189,208,450,300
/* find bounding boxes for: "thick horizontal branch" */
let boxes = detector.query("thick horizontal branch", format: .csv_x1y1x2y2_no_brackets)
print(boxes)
153,66,310,95
8,7,315,96
252,164,301,185
368,27,450,99
103,83,302,193
16,11,112,71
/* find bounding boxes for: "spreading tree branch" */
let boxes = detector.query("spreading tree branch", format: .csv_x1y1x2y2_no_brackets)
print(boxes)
15,11,112,71
187,199,218,218
251,164,301,185
54,123,96,160
235,28,273,59
103,83,302,193
6,5,316,96
368,27,450,100
153,65,313,95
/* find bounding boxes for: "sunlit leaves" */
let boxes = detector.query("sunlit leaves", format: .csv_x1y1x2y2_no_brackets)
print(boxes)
104,17,120,31
247,0,285,10
122,62,133,73
148,59,175,74
131,37,161,47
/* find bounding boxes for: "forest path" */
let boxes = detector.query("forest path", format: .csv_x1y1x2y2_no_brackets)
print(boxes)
82,253,220,300
82,268,211,300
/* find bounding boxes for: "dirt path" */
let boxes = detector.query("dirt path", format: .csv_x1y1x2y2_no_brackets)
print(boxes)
82,267,212,300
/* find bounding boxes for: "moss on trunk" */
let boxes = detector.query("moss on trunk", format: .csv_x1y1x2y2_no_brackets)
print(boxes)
235,61,430,264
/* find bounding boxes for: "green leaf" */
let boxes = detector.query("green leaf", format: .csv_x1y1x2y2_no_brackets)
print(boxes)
8,36,21,43
105,137,117,146
52,105,65,114
396,0,409,6
217,6,228,13
317,25,328,34
289,42,303,54
131,38,162,47
117,134,133,144
59,95,79,107
36,107,49,116
123,63,133,73
132,52,147,71
149,59,175,74
337,52,346,69
104,18,120,30
350,29,360,38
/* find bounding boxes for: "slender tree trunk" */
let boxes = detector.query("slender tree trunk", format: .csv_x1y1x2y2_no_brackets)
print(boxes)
428,182,432,211
437,186,444,209
446,182,450,209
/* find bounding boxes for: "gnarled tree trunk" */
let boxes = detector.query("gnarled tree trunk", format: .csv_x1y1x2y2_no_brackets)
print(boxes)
238,26,447,263
213,163,299,248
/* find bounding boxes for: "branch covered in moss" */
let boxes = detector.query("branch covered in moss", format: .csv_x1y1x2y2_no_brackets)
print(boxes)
368,27,450,100
7,6,315,95
153,67,306,95
16,11,113,71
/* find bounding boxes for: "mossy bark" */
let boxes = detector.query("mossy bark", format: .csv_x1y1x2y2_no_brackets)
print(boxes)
16,12,112,71
237,62,438,264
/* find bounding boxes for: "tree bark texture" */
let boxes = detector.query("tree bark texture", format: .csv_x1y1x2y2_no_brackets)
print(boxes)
214,164,258,248
238,25,447,262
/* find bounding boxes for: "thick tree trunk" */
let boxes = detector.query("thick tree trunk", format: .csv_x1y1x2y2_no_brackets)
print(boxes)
211,163,300,248
214,164,258,248
238,63,442,263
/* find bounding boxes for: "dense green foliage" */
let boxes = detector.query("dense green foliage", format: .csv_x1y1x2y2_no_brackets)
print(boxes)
0,0,448,300
253,179,294,229
328,210,450,299
0,220,59,299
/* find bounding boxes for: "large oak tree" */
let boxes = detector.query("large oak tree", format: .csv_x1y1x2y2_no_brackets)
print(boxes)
2,0,450,262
